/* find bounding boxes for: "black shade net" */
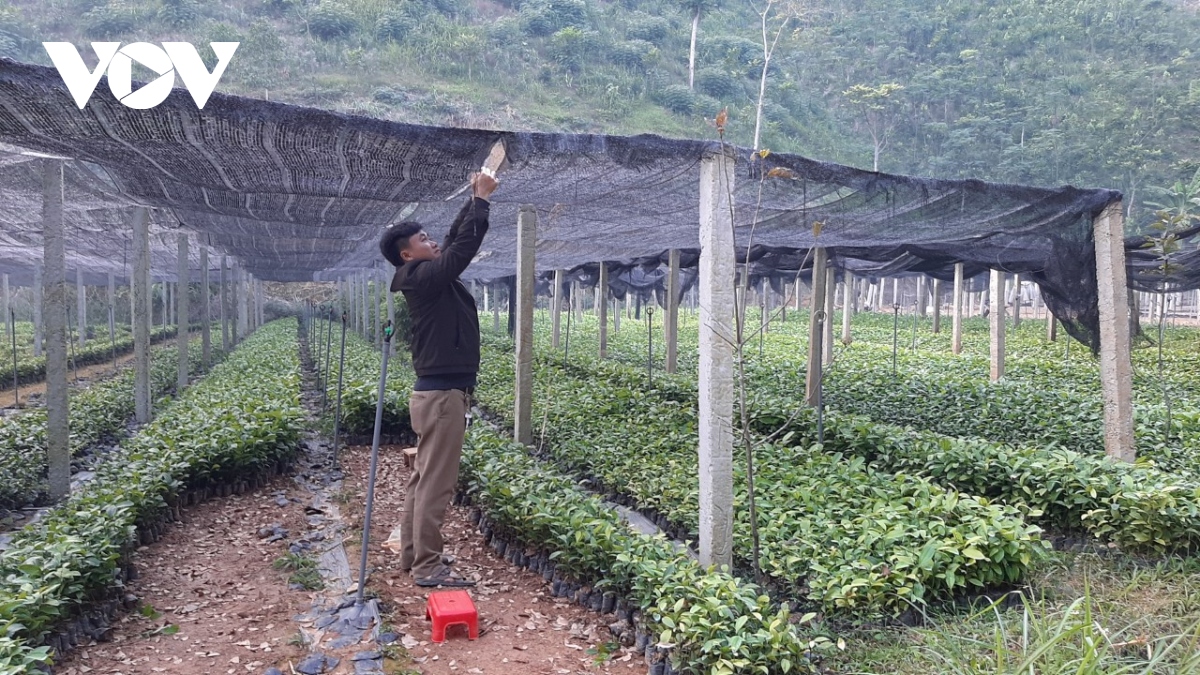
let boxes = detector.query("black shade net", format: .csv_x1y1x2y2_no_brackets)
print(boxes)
0,59,1124,349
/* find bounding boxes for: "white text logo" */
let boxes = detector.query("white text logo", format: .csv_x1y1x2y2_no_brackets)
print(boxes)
42,42,239,110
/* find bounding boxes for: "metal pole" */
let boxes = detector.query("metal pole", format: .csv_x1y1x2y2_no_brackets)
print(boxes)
355,321,393,605
66,299,78,382
10,309,17,407
323,307,334,410
816,310,825,444
892,303,900,375
646,304,654,386
332,312,348,467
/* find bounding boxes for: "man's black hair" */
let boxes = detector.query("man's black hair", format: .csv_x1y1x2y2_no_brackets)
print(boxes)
380,221,423,267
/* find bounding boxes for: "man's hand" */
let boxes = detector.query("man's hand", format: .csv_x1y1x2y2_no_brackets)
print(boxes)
471,171,499,201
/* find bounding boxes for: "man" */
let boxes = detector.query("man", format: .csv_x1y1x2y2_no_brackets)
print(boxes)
379,171,498,588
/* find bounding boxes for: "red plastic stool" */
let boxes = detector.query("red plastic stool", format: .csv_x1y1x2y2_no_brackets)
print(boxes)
425,590,479,643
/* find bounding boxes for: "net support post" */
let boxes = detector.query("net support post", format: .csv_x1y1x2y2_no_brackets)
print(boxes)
1,273,7,340
551,269,563,350
76,267,86,348
200,246,210,368
386,265,396,353
598,262,608,359
931,278,942,333
132,207,151,423
177,234,190,391
841,270,854,345
805,248,828,405
373,273,381,348
360,271,369,339
107,272,115,345
1093,201,1135,462
697,150,735,570
666,249,680,373
916,275,928,317
32,263,42,358
514,206,537,446
43,159,69,501
220,255,229,352
1012,274,1022,328
952,263,964,354
822,267,834,365
235,264,247,342
989,269,1006,381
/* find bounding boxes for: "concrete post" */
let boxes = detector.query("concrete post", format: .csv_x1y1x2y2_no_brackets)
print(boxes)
386,265,396,352
492,285,500,333
1093,202,1135,462
132,208,150,423
805,248,827,405
1,273,7,340
43,160,70,501
551,269,564,350
76,267,86,348
952,263,964,355
1012,274,1022,328
931,279,942,333
515,206,537,446
917,275,927,317
200,247,210,367
598,262,609,359
106,272,115,348
220,255,229,352
573,280,583,323
697,151,735,570
892,277,900,308
236,265,248,341
666,249,680,373
177,234,190,391
823,267,834,365
360,272,369,339
990,269,1005,381
841,271,854,345
613,294,621,332
166,280,173,329
32,264,42,358
373,274,381,348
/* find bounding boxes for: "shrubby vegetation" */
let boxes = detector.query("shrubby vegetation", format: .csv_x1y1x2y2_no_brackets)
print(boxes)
0,320,302,672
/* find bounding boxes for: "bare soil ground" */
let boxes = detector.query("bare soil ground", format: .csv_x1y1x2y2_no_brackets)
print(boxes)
339,443,644,675
53,476,313,675
0,351,136,409
49,442,646,675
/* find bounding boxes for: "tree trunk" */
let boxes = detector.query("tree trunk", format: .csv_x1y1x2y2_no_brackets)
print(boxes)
689,8,700,90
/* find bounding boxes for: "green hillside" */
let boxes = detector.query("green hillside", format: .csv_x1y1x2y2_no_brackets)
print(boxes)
3,0,1200,228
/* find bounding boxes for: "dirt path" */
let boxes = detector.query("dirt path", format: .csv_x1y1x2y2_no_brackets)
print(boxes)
340,444,643,675
53,475,313,675
0,352,137,408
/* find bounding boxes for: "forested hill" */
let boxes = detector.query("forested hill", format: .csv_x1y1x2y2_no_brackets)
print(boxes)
2,0,1200,229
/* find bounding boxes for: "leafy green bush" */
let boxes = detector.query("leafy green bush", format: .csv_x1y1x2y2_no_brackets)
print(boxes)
696,66,741,99
375,10,415,42
0,320,302,667
518,0,587,36
0,338,216,509
548,26,598,73
158,0,199,27
82,2,140,38
308,2,357,40
610,39,656,71
656,83,696,114
625,13,671,45
463,429,822,674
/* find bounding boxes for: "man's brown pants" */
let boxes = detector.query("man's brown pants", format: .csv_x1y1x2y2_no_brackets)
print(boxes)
399,388,468,578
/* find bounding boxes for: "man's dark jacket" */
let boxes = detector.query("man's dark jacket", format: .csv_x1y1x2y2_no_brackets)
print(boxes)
390,197,490,377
